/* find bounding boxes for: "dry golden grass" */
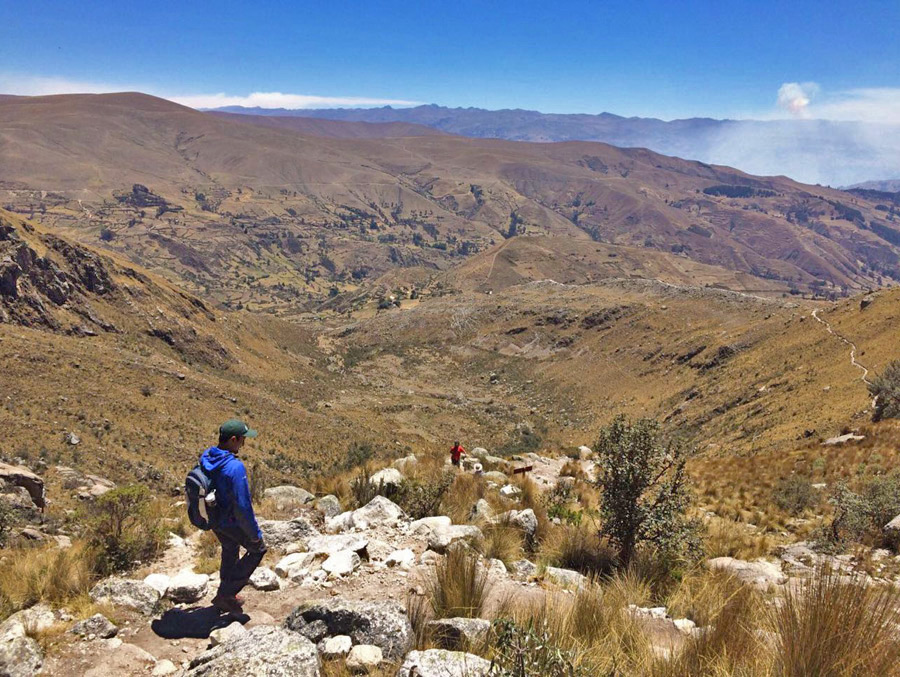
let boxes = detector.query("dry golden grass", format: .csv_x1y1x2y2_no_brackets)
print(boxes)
703,517,775,560
479,522,524,568
194,530,221,575
425,546,492,619
540,524,618,578
0,543,95,621
441,473,487,524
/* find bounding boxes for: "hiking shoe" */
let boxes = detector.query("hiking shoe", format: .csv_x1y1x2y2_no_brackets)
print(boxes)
211,595,243,614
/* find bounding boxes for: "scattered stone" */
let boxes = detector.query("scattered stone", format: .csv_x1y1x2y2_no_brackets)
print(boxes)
369,468,403,489
822,433,865,446
0,462,45,508
511,559,538,577
409,516,451,536
316,495,342,519
209,621,247,647
395,649,491,677
486,559,507,577
151,659,178,676
65,432,81,446
350,496,407,529
90,577,161,615
492,509,538,540
275,552,320,580
259,516,319,549
427,525,483,553
54,534,73,549
426,618,491,650
885,514,900,534
392,456,418,473
143,573,172,597
545,566,587,589
284,599,413,660
482,471,508,485
499,484,521,497
249,567,280,591
385,548,415,569
578,445,593,459
321,634,353,659
187,625,319,676
71,614,118,639
0,634,42,677
346,644,382,673
307,533,369,556
322,550,361,578
673,618,697,634
18,527,45,541
470,499,493,522
706,557,787,588
166,532,186,548
264,485,315,507
166,571,209,604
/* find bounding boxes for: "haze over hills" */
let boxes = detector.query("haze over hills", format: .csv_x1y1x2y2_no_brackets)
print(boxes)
2,92,900,316
215,103,900,187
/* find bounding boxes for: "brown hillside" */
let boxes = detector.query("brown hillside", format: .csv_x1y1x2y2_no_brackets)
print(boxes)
1,92,898,313
207,111,446,138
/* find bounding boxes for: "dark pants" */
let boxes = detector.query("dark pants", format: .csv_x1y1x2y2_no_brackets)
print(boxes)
214,528,265,598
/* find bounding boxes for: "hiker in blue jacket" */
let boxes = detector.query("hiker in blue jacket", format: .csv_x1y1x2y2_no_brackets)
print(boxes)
200,419,266,613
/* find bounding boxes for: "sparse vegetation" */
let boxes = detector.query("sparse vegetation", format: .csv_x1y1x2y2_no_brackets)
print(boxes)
424,545,491,619
772,474,815,515
870,359,900,421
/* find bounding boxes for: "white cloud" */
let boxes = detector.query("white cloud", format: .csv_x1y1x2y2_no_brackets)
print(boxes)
167,91,421,109
776,81,820,117
0,73,420,110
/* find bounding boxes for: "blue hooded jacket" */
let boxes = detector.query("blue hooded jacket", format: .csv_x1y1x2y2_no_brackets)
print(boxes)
199,446,262,542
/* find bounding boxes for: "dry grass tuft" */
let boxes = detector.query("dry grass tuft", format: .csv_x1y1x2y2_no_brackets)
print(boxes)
479,521,524,568
541,525,618,579
425,545,492,619
194,530,221,575
0,543,95,621
772,566,900,676
441,473,487,524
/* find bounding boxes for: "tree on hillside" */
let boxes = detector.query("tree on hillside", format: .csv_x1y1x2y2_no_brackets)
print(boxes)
870,359,900,421
594,415,698,566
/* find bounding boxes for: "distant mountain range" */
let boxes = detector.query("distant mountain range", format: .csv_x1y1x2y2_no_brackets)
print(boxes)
213,104,900,188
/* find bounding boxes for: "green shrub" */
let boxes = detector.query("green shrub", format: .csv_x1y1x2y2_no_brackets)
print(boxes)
82,484,167,575
594,415,699,566
826,473,900,547
870,360,900,421
772,474,815,515
489,618,587,677
0,501,15,547
394,472,454,520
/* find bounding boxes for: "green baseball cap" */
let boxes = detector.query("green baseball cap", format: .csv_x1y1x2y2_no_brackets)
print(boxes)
219,419,258,439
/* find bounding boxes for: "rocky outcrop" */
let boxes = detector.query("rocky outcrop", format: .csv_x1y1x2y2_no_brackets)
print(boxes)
70,614,118,639
0,463,44,509
369,468,404,489
427,525,483,553
395,649,491,677
706,557,787,588
326,497,407,533
544,567,586,588
259,516,319,549
346,644,383,672
491,509,538,540
187,625,320,676
166,571,209,604
284,599,413,660
316,495,342,519
249,567,280,591
426,618,491,650
0,635,43,677
90,578,162,615
264,485,314,507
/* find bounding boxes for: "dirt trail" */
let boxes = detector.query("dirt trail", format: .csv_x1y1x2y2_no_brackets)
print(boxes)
811,308,877,409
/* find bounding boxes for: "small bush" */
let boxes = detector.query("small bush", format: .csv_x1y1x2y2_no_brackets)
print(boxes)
394,471,454,520
594,415,699,566
350,466,398,508
425,545,491,619
344,441,375,470
772,566,900,675
772,474,815,515
489,618,587,677
826,473,900,547
82,484,167,575
870,359,900,421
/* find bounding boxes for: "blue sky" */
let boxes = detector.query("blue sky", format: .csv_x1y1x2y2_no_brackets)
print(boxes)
2,0,899,121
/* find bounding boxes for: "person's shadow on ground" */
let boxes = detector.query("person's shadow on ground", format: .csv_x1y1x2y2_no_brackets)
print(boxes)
151,606,250,639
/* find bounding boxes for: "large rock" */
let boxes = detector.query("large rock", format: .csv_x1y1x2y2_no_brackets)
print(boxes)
143,573,171,597
426,618,491,650
316,495,342,519
392,456,418,473
511,559,538,577
321,550,361,578
346,644,383,673
0,604,56,641
321,634,352,659
306,533,369,556
409,516,451,537
492,509,537,539
71,614,118,639
187,625,320,676
264,486,315,507
427,525,483,553
469,499,493,522
706,557,787,588
56,466,114,500
209,621,246,648
482,471,508,485
249,567,280,591
166,571,209,604
545,567,586,589
0,462,44,509
275,552,320,580
285,599,413,660
259,516,319,549
90,578,161,615
369,468,404,489
327,496,407,533
885,514,900,533
385,549,415,569
395,649,491,677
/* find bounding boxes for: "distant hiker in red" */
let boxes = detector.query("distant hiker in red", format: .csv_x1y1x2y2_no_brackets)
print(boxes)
450,441,466,467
